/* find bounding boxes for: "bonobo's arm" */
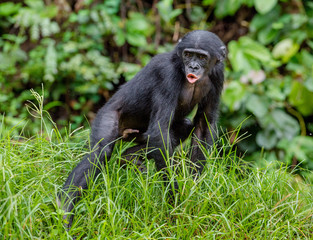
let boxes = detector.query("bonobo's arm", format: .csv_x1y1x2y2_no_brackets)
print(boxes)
190,95,219,173
144,91,179,171
145,112,174,170
144,102,180,202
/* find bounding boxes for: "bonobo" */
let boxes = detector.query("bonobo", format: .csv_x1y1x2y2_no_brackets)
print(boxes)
58,30,226,228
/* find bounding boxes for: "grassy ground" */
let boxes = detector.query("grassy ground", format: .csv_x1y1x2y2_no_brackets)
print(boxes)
1,123,313,240
1,94,313,239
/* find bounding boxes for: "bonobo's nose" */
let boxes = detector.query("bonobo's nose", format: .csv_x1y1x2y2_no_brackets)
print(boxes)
189,63,200,71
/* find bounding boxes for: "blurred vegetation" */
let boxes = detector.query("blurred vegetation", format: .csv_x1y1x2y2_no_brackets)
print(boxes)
0,0,313,171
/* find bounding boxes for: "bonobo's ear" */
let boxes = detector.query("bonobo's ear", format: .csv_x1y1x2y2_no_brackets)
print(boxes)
217,46,227,62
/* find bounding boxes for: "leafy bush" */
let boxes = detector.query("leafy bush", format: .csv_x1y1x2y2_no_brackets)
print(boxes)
222,2,313,169
0,0,313,170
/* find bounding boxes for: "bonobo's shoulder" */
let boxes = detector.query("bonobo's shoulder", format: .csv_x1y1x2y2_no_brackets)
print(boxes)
152,51,173,59
148,51,174,65
119,50,180,90
144,51,179,74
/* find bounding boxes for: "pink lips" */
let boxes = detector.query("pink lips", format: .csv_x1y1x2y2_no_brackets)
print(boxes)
186,73,199,84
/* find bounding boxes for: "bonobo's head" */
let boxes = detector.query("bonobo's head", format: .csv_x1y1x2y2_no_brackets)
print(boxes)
176,30,227,84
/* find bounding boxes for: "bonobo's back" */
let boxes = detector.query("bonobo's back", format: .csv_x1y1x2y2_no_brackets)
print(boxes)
110,51,184,111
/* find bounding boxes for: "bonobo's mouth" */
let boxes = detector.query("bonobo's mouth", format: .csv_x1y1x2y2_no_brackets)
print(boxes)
186,73,200,84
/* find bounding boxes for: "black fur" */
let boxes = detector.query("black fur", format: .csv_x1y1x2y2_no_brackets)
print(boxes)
58,30,226,228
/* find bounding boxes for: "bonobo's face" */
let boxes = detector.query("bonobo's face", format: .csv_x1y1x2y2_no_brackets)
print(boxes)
182,48,214,84
176,30,227,84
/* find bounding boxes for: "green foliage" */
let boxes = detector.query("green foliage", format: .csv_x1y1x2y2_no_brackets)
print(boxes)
228,36,277,72
0,0,313,171
279,136,313,167
254,0,277,14
157,0,183,23
0,2,21,17
125,12,155,47
289,81,313,116
220,0,313,170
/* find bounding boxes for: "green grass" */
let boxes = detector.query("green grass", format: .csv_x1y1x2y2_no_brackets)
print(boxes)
1,123,313,240
1,93,313,239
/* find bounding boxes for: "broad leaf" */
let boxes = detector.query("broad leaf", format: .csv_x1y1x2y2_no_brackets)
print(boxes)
246,94,269,118
254,0,278,14
289,81,313,116
256,129,277,150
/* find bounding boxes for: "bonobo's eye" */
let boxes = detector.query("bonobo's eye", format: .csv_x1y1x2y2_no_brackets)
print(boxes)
184,52,192,58
198,54,207,60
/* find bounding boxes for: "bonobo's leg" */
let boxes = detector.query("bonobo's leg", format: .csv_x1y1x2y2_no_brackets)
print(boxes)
191,106,218,174
58,109,119,228
141,119,192,203
148,144,178,204
119,144,148,172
